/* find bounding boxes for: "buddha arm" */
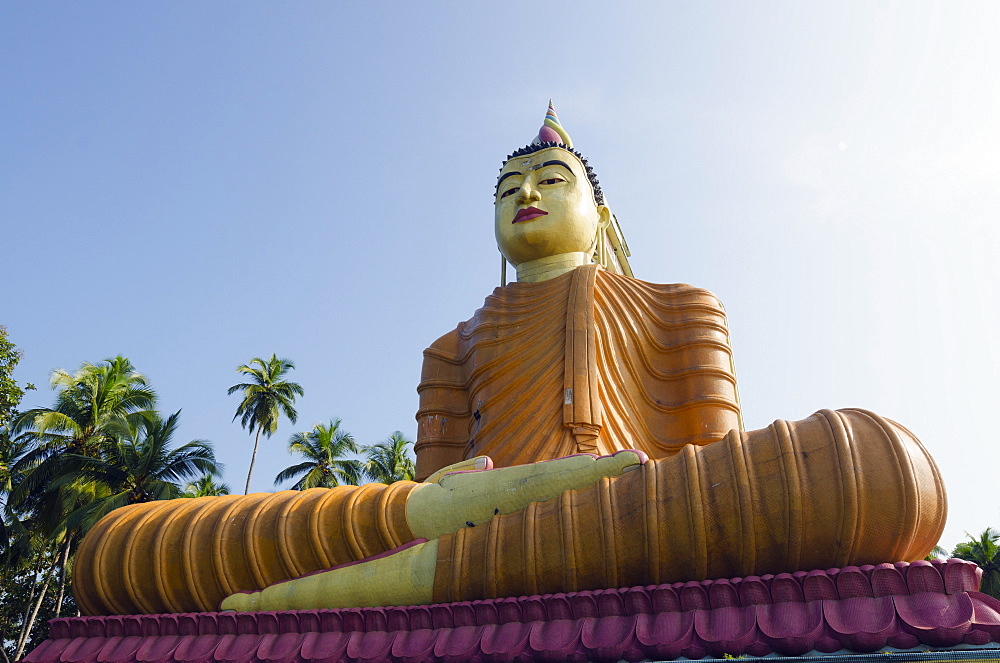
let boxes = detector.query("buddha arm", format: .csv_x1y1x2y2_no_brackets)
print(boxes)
414,328,473,481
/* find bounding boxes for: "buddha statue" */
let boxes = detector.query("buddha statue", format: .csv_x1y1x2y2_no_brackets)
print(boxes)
72,103,947,617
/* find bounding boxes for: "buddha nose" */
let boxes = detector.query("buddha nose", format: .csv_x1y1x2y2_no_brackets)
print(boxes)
516,182,541,205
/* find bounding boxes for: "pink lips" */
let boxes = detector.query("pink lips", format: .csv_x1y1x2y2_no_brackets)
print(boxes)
513,207,548,224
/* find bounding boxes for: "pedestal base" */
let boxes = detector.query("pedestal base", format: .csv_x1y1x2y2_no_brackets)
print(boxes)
24,560,1000,663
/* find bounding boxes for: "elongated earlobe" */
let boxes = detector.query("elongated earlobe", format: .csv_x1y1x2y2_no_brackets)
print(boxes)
598,205,611,230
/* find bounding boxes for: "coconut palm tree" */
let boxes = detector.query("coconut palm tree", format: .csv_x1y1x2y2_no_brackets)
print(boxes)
54,411,218,529
228,355,303,494
7,356,156,547
182,473,231,497
10,356,156,512
924,544,949,561
952,528,1000,599
363,431,415,483
13,356,154,458
274,419,363,489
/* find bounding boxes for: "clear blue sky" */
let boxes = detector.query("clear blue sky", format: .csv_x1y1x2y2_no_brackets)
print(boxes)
3,1,997,550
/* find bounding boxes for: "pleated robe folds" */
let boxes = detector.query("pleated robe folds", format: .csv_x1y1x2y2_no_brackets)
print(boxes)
415,264,744,480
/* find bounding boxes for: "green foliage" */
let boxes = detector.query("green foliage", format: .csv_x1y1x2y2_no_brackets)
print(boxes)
53,411,219,530
363,431,415,483
9,357,157,534
3,356,221,658
275,419,363,489
275,424,416,490
952,527,1000,599
924,544,949,561
12,356,155,459
228,354,303,494
0,326,24,431
0,326,34,431
183,473,231,497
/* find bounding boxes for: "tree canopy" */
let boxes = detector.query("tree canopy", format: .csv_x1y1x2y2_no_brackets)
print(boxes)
274,419,363,489
0,326,33,430
363,431,415,483
952,527,1000,599
183,473,231,497
1,357,218,660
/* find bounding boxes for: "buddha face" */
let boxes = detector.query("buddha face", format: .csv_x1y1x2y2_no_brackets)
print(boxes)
495,147,610,266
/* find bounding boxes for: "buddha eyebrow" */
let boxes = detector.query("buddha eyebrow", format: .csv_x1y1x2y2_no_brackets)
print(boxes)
539,160,574,172
497,171,522,186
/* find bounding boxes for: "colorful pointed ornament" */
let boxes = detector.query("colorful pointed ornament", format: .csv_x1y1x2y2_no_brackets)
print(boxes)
532,100,573,148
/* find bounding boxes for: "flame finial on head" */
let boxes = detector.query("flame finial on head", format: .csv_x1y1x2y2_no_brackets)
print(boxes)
532,100,573,148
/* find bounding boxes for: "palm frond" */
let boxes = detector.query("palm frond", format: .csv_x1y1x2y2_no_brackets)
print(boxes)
362,431,415,483
274,419,363,488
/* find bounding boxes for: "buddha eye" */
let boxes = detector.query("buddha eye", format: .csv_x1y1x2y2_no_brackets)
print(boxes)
499,187,519,199
539,177,565,185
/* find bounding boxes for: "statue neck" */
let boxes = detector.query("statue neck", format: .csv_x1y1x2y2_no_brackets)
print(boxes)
515,252,596,283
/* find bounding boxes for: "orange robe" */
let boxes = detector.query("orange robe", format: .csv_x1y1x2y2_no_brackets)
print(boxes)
416,265,743,479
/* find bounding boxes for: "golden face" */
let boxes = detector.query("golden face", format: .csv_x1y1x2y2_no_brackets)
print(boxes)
494,147,610,266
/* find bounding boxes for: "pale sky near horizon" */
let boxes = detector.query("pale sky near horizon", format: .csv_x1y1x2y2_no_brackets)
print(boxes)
2,1,998,551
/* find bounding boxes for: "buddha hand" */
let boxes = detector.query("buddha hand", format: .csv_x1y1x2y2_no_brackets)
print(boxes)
405,449,648,539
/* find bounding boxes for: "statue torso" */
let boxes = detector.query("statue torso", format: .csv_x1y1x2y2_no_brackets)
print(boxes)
415,265,743,480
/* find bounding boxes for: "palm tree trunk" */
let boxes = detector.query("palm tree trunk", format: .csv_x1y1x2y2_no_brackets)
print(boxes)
55,535,72,617
244,427,262,494
15,557,42,654
15,557,55,660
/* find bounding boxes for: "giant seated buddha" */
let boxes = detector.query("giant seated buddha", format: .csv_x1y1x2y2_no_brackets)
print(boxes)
73,104,947,616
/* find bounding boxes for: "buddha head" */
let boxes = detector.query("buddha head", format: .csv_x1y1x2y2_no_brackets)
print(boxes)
495,103,621,282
